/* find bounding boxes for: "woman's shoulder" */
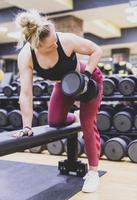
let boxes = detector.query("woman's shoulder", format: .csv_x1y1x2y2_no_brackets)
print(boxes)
18,43,32,67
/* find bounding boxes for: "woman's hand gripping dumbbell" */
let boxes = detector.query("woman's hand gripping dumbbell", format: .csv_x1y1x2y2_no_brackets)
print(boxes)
61,70,99,102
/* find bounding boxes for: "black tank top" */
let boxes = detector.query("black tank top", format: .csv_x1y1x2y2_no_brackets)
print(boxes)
31,34,77,81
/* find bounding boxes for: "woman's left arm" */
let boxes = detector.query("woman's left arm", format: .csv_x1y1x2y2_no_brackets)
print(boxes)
69,33,102,74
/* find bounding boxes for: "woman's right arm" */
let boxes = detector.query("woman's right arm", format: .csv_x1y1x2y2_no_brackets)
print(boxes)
18,47,33,130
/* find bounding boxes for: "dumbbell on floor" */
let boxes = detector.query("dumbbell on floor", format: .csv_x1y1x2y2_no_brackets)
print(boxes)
29,145,45,154
46,139,65,155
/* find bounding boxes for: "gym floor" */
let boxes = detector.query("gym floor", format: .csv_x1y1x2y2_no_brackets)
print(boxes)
0,151,137,200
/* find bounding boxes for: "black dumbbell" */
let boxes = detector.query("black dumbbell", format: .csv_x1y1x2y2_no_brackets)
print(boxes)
8,109,22,128
3,81,20,97
100,135,110,157
33,81,48,97
38,110,48,126
113,106,136,132
32,111,39,127
104,137,128,161
61,71,98,102
103,75,121,96
118,75,137,96
46,140,65,155
47,83,54,96
0,109,8,127
127,139,137,163
97,104,115,131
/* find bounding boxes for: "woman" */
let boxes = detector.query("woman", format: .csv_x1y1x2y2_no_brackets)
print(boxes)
14,9,103,193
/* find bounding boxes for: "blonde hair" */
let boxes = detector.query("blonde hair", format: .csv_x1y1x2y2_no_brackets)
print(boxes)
15,9,53,49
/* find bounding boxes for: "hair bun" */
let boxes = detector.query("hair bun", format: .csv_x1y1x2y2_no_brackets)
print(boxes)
15,9,42,30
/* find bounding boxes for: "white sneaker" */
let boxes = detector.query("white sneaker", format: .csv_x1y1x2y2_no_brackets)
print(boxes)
82,170,100,193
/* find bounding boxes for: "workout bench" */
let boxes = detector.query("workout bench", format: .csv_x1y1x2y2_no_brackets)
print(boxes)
0,122,88,177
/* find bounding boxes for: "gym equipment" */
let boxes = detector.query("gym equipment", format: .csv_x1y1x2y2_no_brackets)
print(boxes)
100,135,110,157
46,139,65,155
119,135,132,156
38,110,48,126
8,109,22,128
104,137,128,161
0,109,8,127
127,139,137,163
3,81,20,97
32,111,38,127
33,81,48,97
47,83,54,95
97,105,115,131
113,106,136,132
64,137,85,156
118,75,137,96
103,75,120,96
0,122,88,177
61,71,98,102
29,144,45,153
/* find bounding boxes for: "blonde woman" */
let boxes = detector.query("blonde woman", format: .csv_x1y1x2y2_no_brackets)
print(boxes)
14,9,103,193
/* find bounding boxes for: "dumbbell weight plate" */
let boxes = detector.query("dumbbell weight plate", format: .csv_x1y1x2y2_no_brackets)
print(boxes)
0,109,8,126
38,110,48,125
8,109,22,128
29,145,45,153
97,111,112,131
103,78,115,96
46,140,65,155
127,139,137,163
113,112,132,132
104,137,127,161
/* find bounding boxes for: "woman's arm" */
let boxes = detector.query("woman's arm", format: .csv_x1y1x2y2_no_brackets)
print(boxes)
18,47,33,128
69,33,102,74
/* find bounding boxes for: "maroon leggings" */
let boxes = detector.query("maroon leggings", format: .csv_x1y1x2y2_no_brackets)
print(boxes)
48,63,103,166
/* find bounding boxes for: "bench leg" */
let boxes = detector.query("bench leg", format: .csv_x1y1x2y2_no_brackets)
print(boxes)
58,132,88,177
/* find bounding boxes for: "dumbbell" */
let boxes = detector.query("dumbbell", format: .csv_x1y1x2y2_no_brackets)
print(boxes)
33,81,48,97
100,135,110,157
8,109,22,128
38,110,48,126
32,111,39,127
61,71,98,102
3,81,20,97
119,135,132,156
47,83,54,96
127,139,137,163
0,109,8,127
113,106,136,132
103,75,120,96
8,109,39,128
64,137,85,156
97,104,115,131
118,75,137,96
46,139,65,155
29,145,45,154
104,137,129,161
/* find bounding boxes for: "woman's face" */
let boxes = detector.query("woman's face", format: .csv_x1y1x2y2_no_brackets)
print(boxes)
38,26,58,52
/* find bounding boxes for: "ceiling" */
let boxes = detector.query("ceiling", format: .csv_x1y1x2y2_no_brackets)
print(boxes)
1,0,137,58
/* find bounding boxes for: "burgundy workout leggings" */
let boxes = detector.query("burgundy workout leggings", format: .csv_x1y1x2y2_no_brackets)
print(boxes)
48,63,103,166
